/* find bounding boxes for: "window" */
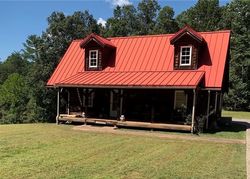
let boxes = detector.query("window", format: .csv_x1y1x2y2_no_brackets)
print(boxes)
83,92,94,107
180,46,192,66
174,90,187,109
89,50,98,68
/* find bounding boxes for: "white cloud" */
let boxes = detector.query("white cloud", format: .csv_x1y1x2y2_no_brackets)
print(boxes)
97,18,107,27
106,0,132,7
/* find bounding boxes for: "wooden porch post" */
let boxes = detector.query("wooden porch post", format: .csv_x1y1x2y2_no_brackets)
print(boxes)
67,89,70,115
206,90,211,129
120,89,123,116
84,89,89,116
215,92,218,114
219,92,223,117
191,89,196,133
56,87,60,125
77,88,83,112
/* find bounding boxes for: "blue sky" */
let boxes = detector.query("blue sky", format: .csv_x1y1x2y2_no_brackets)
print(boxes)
0,0,229,61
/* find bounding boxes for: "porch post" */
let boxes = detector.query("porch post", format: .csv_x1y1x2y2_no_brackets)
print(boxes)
219,92,223,117
191,89,196,133
119,89,123,116
56,87,60,125
84,89,89,116
206,90,211,129
67,89,70,115
77,88,83,112
215,92,218,114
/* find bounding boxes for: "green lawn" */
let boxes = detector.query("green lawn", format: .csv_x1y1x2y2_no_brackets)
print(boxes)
0,124,246,179
222,110,250,119
121,122,246,140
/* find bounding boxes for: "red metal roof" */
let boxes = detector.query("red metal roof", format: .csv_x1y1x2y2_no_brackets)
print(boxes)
80,33,115,49
56,71,204,89
47,30,230,89
170,25,204,44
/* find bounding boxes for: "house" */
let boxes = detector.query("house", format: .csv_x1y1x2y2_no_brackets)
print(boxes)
47,25,230,132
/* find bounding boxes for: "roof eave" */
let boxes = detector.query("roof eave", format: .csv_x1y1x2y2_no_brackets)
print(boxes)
53,84,199,89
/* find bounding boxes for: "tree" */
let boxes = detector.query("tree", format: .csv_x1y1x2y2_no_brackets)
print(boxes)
0,52,30,84
154,6,179,34
105,5,139,37
176,0,222,31
0,73,29,124
137,0,160,34
22,35,44,62
220,0,250,110
21,11,101,122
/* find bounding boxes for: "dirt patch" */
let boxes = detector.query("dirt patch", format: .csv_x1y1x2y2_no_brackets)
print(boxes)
73,125,245,144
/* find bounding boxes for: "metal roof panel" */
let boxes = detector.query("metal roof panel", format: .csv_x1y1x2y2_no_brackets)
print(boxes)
47,30,230,89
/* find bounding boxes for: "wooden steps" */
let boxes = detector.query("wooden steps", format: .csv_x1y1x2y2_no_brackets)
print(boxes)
117,121,191,131
58,115,191,131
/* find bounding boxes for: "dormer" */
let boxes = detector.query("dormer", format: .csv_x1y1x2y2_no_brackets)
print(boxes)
170,25,205,70
80,33,116,71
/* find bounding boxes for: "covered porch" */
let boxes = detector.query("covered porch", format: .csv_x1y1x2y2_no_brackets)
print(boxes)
56,87,206,132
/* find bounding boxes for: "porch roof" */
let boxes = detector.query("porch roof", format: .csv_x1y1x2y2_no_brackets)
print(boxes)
55,71,204,89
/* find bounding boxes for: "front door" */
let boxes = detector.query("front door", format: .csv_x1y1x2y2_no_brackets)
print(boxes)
110,90,119,118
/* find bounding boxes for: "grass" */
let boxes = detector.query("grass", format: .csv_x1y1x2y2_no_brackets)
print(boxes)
0,124,246,179
222,110,250,119
201,122,246,139
121,122,246,140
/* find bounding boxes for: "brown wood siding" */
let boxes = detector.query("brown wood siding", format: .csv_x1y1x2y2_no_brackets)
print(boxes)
173,34,201,70
84,40,103,71
84,40,116,71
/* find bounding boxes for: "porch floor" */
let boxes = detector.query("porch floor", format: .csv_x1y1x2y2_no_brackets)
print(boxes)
58,115,191,132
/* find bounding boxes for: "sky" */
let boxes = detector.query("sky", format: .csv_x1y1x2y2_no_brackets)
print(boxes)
0,0,229,61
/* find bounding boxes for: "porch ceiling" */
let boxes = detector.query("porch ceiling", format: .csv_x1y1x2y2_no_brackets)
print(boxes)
54,71,204,89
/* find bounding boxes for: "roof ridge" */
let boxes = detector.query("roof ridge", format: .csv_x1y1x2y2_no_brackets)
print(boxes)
199,30,231,34
107,34,173,40
72,30,230,42
74,70,205,73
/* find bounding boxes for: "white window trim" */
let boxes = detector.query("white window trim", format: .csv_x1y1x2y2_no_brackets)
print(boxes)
174,90,188,110
180,46,192,66
89,50,98,68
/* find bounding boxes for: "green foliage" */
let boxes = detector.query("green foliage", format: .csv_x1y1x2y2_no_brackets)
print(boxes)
176,0,222,31
105,5,139,37
137,0,160,34
154,6,179,34
21,11,101,123
195,115,206,133
0,10,101,124
220,0,250,110
0,52,29,84
0,73,29,124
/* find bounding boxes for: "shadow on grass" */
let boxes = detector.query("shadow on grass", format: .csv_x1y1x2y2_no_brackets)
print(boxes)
204,122,247,134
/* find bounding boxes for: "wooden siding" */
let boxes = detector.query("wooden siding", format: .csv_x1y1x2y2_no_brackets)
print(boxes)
85,40,103,71
84,40,116,71
173,34,201,70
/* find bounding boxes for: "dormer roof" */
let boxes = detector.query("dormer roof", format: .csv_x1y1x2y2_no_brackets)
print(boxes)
80,33,116,49
170,25,204,45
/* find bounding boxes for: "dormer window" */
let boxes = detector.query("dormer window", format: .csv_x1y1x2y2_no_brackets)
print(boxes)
89,50,98,68
170,25,205,70
80,33,116,71
180,46,192,66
